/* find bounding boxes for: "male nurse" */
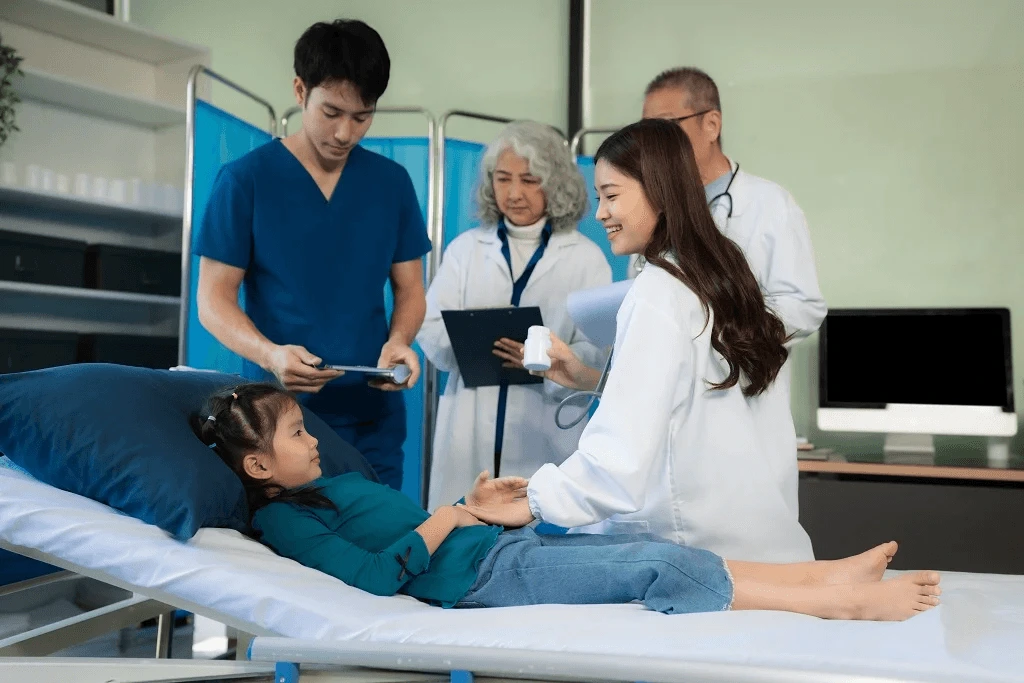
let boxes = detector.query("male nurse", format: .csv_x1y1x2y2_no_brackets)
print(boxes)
196,19,431,490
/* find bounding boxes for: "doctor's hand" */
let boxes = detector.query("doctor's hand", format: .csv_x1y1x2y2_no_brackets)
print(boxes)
542,334,597,390
265,344,342,393
493,337,527,370
371,340,420,391
465,470,529,508
494,334,595,390
459,498,535,530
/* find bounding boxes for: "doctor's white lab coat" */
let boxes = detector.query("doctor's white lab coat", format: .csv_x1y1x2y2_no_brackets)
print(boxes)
532,169,826,564
417,225,612,511
528,262,816,564
713,162,827,344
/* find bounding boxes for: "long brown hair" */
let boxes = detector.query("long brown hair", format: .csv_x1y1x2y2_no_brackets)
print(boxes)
595,118,788,396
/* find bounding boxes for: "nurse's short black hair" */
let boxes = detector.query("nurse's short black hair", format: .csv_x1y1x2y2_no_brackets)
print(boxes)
294,19,390,106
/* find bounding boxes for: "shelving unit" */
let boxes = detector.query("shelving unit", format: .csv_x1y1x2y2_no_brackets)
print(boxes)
0,186,180,225
14,66,186,129
0,281,180,337
0,0,206,65
0,0,210,369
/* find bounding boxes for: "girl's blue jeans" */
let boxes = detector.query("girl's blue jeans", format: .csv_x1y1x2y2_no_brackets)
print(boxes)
456,526,733,614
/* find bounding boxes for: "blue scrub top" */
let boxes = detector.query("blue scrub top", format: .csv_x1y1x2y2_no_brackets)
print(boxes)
196,140,431,422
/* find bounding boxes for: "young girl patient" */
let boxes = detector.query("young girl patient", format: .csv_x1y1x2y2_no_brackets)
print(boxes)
192,383,941,620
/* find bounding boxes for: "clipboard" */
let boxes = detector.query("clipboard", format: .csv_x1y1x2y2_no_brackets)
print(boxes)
441,306,544,388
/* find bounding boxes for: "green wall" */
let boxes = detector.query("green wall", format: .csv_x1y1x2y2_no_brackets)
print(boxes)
130,0,568,140
589,0,1024,457
133,0,1024,457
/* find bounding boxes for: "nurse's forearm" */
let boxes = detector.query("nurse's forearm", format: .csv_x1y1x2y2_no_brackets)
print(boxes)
199,292,277,370
389,286,426,347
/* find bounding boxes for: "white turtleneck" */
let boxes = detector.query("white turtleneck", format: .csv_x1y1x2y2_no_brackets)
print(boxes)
504,215,547,280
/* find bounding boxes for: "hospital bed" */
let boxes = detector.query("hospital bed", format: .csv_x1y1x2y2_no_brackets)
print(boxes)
3,464,1024,683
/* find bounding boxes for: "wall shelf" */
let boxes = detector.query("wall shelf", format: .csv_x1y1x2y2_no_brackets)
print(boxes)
0,280,180,337
0,186,181,226
0,0,207,65
14,67,186,129
0,280,180,306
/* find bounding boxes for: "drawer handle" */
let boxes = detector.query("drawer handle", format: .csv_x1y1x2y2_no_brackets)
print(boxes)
14,255,38,273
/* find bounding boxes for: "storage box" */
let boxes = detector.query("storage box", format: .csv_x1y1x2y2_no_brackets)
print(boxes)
0,230,87,288
0,329,80,374
81,334,178,369
85,245,180,296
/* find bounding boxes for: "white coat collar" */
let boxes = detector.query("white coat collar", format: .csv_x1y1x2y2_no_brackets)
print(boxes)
475,223,582,286
723,157,752,218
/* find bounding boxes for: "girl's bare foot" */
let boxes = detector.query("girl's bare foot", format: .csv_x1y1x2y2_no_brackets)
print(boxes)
816,541,898,585
832,570,942,621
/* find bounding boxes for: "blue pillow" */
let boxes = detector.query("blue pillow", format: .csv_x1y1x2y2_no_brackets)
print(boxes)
0,364,378,540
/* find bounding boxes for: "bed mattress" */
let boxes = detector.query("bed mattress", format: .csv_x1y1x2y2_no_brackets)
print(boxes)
1,467,1022,682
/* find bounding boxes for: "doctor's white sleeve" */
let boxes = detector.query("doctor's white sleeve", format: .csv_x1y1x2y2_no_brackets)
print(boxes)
527,297,690,528
415,247,461,373
753,193,828,345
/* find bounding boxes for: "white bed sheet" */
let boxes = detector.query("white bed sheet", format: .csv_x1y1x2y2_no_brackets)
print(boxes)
1,467,1023,682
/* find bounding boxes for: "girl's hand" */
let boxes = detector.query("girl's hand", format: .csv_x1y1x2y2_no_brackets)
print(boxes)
450,505,485,528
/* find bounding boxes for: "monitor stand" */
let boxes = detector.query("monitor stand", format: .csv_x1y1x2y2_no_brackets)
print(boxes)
884,434,1014,468
988,437,1011,468
883,433,935,465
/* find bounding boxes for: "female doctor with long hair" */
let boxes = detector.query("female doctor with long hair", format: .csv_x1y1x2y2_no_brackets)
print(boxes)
467,118,814,564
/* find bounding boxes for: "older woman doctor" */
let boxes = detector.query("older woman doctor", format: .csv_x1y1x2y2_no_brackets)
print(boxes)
417,120,611,512
461,119,815,564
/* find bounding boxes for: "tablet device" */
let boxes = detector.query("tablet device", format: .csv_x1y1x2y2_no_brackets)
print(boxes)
441,306,544,388
321,364,412,385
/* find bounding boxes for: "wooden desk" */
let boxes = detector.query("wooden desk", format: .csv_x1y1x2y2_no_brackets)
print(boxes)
798,456,1024,574
799,459,1024,483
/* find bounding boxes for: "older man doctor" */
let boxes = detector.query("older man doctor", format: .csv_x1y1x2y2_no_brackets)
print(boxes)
640,66,827,343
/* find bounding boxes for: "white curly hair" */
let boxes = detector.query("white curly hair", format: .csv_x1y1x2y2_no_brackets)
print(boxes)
476,120,589,232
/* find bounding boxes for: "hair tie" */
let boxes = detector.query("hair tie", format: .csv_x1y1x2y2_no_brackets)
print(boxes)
207,415,216,422
208,442,217,450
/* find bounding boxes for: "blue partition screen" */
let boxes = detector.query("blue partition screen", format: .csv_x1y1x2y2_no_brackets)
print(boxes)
185,100,273,377
359,137,431,502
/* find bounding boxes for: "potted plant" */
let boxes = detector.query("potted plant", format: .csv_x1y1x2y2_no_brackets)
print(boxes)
0,33,24,148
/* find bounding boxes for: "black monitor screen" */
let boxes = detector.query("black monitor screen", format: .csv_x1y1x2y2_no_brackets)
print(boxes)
820,309,1013,410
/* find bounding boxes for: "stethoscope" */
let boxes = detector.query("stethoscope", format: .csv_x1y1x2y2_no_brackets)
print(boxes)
707,162,739,222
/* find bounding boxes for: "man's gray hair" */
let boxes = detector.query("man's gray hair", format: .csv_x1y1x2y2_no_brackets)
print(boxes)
645,66,721,113
476,120,588,232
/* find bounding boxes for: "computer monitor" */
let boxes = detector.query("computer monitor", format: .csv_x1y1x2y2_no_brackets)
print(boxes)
817,308,1017,465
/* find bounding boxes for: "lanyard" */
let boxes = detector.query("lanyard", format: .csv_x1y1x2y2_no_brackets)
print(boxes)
493,218,552,474
497,217,552,306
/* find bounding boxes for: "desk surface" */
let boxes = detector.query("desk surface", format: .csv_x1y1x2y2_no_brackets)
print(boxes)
798,458,1024,482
